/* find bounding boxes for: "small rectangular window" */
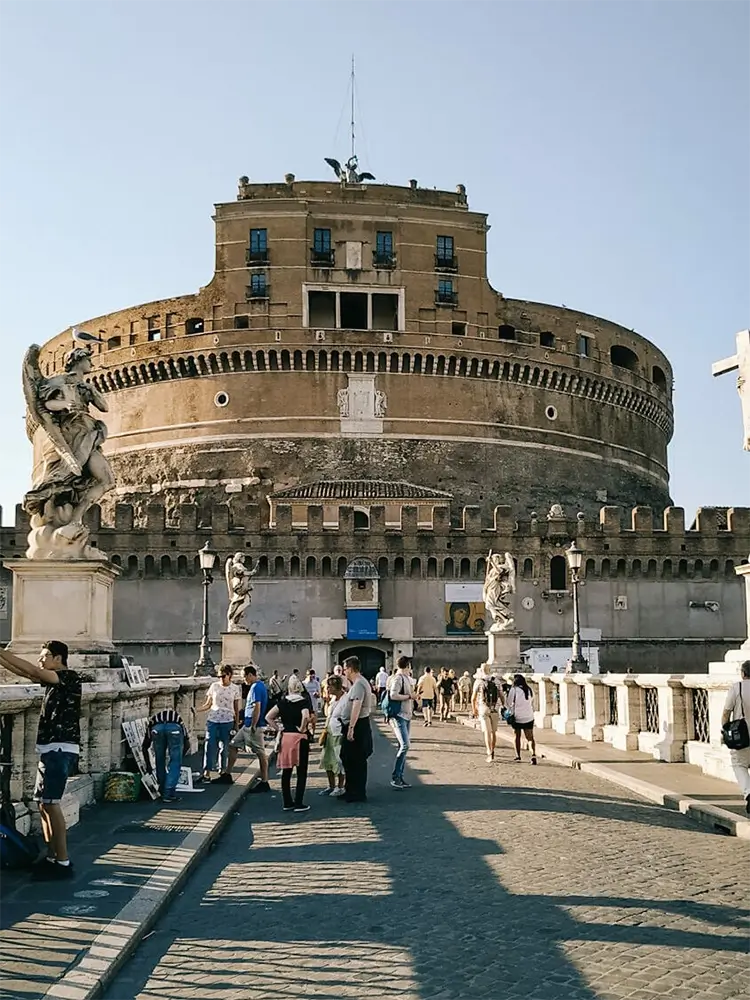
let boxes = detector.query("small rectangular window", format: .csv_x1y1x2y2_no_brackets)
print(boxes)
314,228,331,252
250,272,267,297
540,331,555,348
147,329,161,342
438,279,453,295
234,315,249,329
185,317,204,335
250,228,267,253
498,325,515,341
376,231,393,254
451,322,466,336
436,235,454,259
578,334,591,357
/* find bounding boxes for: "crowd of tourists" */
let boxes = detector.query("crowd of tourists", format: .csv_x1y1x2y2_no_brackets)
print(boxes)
1,639,749,882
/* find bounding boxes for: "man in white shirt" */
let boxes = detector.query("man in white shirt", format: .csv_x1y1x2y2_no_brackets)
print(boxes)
387,656,414,789
416,667,438,726
721,660,750,814
375,665,389,704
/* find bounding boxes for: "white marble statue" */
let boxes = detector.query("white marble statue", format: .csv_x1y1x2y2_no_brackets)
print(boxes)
483,550,516,633
225,552,258,632
713,330,750,452
22,343,114,560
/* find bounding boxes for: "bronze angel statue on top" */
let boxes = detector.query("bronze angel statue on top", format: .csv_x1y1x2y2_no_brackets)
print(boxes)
22,341,114,560
225,552,259,632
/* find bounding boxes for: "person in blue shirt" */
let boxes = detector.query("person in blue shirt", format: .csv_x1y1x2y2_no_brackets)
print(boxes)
228,664,270,792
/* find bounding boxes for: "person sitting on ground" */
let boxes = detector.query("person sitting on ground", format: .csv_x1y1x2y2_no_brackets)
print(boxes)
472,664,501,763
200,664,241,783
506,674,537,765
143,706,191,802
266,674,312,813
318,674,347,797
0,642,82,879
416,667,438,727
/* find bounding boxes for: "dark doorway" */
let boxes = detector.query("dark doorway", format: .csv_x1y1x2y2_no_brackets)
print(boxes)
338,646,385,681
340,292,368,330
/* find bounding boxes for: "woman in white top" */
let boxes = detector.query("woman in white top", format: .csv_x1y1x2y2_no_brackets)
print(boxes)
506,674,537,765
319,674,347,797
200,664,241,781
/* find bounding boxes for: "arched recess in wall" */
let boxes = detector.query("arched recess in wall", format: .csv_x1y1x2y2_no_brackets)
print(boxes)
522,558,534,579
353,508,370,529
662,559,672,579
144,555,156,578
459,558,471,580
584,558,596,579
476,557,486,578
290,556,301,577
610,345,639,372
427,557,438,578
410,557,422,578
321,556,332,578
600,558,610,580
274,555,285,576
443,557,454,579
724,559,735,578
647,559,657,579
337,556,348,576
306,556,316,576
377,556,389,578
394,557,405,578
550,556,567,590
177,555,188,577
616,559,627,578
160,555,172,577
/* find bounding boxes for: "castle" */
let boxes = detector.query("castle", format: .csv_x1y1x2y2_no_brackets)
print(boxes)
0,172,746,675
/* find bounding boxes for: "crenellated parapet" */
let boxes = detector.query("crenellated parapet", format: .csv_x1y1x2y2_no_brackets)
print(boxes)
1,502,747,585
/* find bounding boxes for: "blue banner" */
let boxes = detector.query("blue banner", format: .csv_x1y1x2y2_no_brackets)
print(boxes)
346,609,379,640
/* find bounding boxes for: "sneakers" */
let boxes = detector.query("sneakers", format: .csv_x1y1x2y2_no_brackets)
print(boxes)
248,781,271,794
319,788,333,796
531,756,538,765
390,778,410,789
294,804,311,813
485,754,494,763
397,778,410,788
32,860,75,880
283,805,296,812
162,793,181,802
330,787,346,798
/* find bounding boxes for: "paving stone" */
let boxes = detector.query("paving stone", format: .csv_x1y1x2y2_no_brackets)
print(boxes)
81,722,750,999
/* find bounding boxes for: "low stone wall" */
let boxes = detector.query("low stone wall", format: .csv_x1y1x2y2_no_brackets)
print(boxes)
0,675,211,834
526,669,741,783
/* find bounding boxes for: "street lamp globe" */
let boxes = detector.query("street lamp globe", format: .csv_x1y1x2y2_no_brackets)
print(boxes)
566,541,583,573
198,542,217,573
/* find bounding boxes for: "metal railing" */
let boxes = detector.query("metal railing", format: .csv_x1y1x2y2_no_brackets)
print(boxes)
310,248,335,267
644,687,659,733
608,685,619,726
691,688,710,743
435,290,458,307
434,254,458,272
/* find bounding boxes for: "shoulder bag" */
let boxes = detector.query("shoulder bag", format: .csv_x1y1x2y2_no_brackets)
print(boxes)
722,682,749,750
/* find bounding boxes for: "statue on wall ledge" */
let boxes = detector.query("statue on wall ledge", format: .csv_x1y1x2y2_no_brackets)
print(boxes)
483,550,516,633
22,343,115,560
225,552,258,632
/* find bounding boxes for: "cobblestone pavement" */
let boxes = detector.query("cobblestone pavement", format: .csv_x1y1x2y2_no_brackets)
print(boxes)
104,720,750,1000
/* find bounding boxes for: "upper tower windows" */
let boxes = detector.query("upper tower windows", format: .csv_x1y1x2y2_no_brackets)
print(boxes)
435,235,457,272
247,228,268,264
436,279,457,306
248,272,268,299
374,231,395,268
311,228,334,267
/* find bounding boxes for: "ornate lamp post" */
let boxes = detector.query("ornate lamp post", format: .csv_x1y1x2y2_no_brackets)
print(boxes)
193,542,218,677
565,541,589,673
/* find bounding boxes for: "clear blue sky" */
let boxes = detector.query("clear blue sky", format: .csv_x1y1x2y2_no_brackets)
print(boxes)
0,0,747,524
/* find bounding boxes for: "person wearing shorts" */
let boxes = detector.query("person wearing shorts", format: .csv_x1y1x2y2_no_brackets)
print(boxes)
506,674,537,764
472,664,500,762
0,641,81,880
416,667,438,726
229,664,270,792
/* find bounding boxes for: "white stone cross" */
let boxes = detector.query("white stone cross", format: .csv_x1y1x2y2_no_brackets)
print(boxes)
712,329,750,451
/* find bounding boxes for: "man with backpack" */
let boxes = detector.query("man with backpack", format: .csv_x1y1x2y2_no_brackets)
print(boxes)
472,663,502,763
0,641,81,878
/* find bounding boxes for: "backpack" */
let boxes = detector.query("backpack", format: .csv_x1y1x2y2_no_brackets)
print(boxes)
483,678,499,710
382,675,406,720
0,802,42,871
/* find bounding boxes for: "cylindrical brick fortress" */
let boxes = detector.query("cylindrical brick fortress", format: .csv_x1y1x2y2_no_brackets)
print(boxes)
38,178,673,517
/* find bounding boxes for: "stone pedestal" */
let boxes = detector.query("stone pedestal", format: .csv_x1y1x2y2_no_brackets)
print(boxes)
221,631,256,667
3,560,120,672
485,630,523,674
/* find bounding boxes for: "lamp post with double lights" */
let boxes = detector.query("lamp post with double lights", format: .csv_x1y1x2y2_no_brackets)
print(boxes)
565,541,590,673
193,542,218,677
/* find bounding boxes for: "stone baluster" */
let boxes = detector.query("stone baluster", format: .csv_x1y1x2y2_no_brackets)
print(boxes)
552,677,578,734
574,677,607,742
534,675,556,729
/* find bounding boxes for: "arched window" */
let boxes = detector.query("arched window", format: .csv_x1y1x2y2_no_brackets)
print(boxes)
321,556,332,578
476,556,486,578
427,557,438,578
410,557,422,578
274,555,285,576
678,559,688,579
616,558,627,578
693,558,704,579
337,556,348,576
160,555,172,577
443,557,454,578
394,557,405,578
550,556,567,590
610,345,639,372
459,557,471,579
631,559,642,578
290,556,300,577
600,558,611,580
662,559,672,579
256,556,268,576
144,555,156,578
724,559,735,578
652,365,667,391
647,559,657,579
584,558,596,578
377,556,389,578
353,509,370,529
177,555,188,577
306,556,316,576
522,557,534,579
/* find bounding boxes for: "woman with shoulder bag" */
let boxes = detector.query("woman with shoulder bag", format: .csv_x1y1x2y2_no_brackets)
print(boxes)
721,660,750,814
265,675,312,813
506,674,537,765
318,675,346,797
